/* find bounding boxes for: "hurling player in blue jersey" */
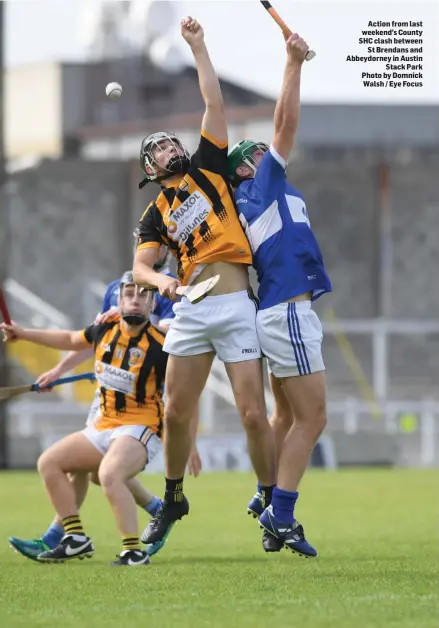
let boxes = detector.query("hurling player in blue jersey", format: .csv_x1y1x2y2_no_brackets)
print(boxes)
228,33,332,558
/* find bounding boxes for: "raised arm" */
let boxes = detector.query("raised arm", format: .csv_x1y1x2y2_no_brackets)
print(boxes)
181,16,227,144
272,33,310,161
1,321,90,352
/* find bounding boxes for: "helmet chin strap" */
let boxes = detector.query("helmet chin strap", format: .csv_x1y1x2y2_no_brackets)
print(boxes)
153,160,189,185
122,313,147,326
145,154,190,184
165,154,190,177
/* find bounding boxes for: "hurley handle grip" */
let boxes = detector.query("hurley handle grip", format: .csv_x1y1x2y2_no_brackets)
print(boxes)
32,372,96,392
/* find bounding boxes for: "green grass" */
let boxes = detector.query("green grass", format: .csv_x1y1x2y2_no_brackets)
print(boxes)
0,469,438,628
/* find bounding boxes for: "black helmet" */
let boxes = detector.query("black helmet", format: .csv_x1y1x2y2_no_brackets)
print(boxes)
139,131,190,188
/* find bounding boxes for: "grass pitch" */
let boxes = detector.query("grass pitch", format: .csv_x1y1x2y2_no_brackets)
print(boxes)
0,469,437,628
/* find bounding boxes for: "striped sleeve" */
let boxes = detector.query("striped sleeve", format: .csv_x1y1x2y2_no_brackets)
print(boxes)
192,131,229,175
82,325,96,346
137,202,163,250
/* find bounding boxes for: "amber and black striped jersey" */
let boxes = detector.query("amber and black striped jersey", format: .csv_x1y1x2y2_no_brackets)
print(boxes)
82,320,168,434
136,130,253,285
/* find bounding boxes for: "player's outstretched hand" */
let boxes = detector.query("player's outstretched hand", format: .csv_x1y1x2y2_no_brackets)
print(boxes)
181,16,204,48
0,321,21,343
188,445,202,478
95,307,120,325
35,366,63,393
285,33,309,65
157,274,181,301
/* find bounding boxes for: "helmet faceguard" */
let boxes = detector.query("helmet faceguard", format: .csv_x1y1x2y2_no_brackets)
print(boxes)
139,131,190,189
119,271,155,326
227,140,269,186
119,271,136,298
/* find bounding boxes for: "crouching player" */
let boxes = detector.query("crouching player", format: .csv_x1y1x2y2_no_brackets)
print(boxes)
2,272,168,566
8,273,168,560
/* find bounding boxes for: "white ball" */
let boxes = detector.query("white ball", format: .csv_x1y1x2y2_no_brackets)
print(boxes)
105,82,122,99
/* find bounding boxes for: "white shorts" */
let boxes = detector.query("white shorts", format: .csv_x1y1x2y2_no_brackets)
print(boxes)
163,290,261,363
85,389,101,427
82,424,162,464
257,301,325,378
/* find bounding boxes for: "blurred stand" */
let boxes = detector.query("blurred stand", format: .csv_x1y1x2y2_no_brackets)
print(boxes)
2,2,438,470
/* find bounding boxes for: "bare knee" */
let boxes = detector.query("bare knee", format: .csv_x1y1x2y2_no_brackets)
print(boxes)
37,450,59,479
296,401,327,440
98,467,119,493
240,406,268,433
312,398,327,435
315,405,328,437
269,409,294,433
165,403,192,428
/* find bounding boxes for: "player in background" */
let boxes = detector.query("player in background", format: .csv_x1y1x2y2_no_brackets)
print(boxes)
134,17,276,546
8,275,161,560
9,252,200,560
2,273,170,566
227,33,332,557
9,272,160,561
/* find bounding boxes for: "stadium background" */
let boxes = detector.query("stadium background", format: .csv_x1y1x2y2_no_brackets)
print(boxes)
0,4,437,627
0,0,438,471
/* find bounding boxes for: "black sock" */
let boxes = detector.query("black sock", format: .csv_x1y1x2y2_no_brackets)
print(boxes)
259,484,275,508
165,477,184,503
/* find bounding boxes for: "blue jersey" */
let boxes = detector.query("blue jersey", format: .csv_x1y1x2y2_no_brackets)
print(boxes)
101,279,121,312
149,272,177,327
236,147,332,310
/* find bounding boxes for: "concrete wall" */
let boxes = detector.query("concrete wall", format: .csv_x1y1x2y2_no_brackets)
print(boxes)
6,159,132,325
4,149,439,397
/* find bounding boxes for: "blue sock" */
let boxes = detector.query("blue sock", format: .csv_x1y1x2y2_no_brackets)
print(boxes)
42,521,64,549
257,482,276,508
271,487,299,524
143,496,162,517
